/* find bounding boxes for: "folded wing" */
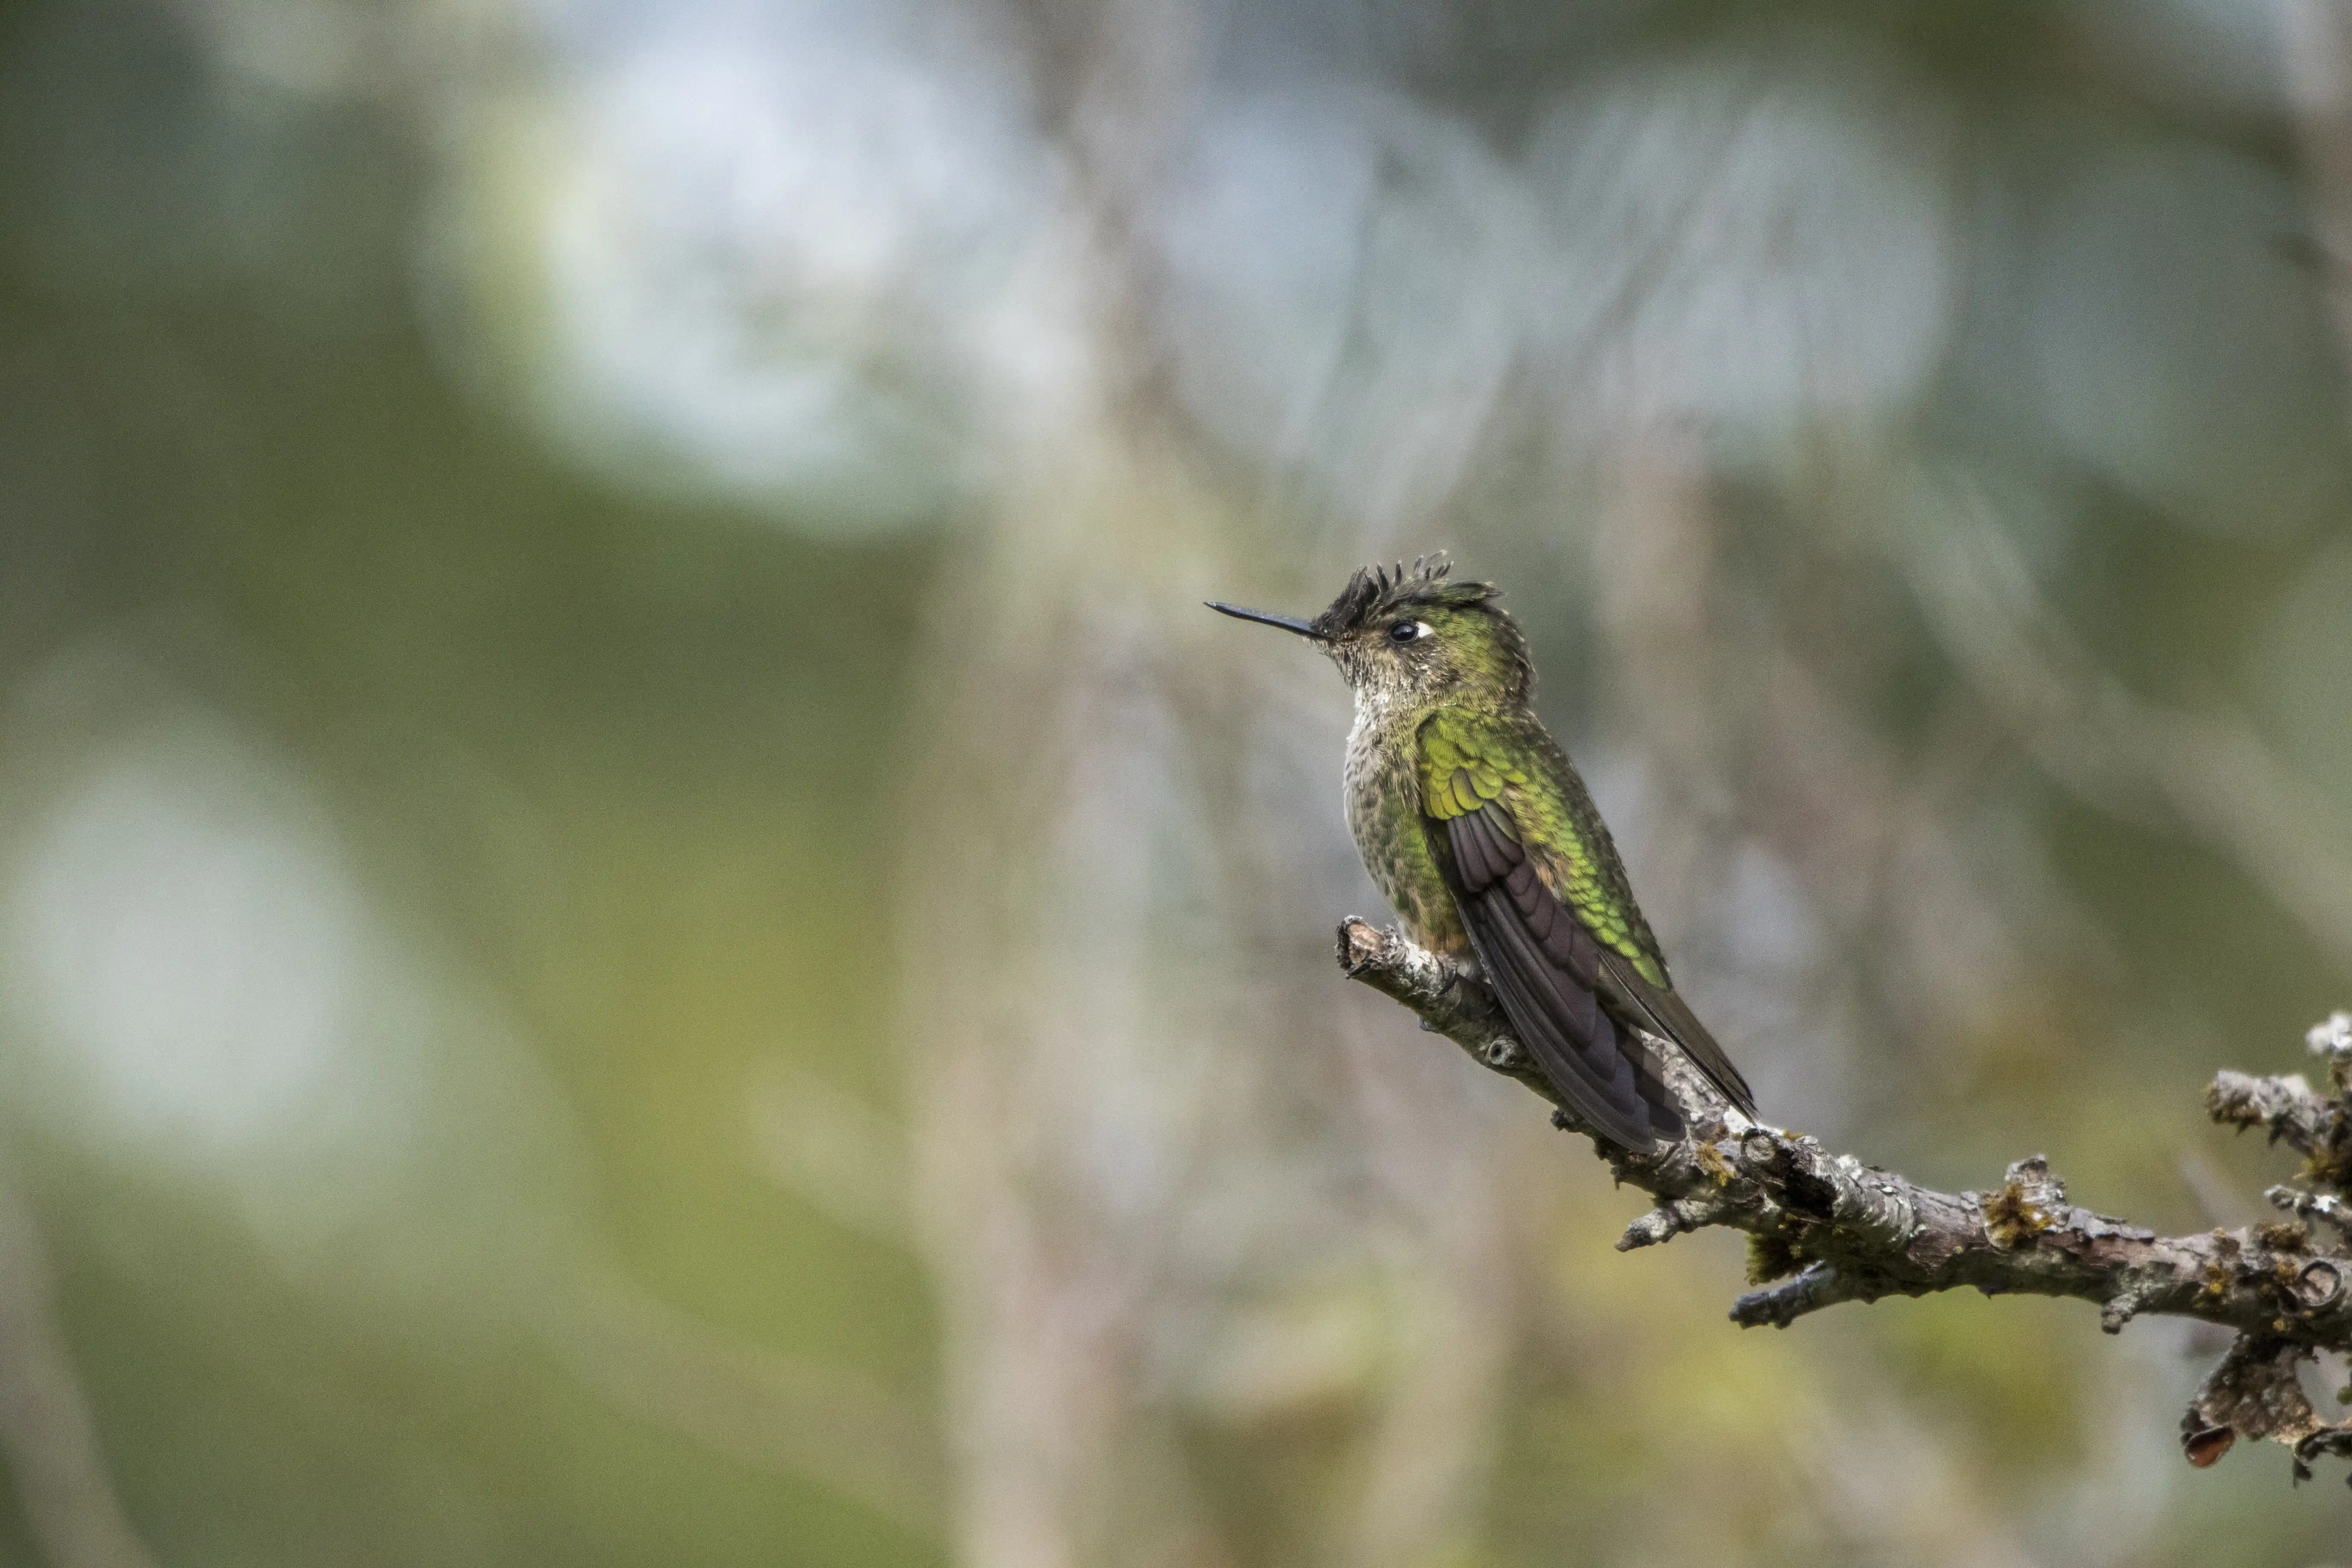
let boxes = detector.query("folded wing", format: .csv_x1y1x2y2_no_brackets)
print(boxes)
1442,799,1682,1148
1417,709,1760,1143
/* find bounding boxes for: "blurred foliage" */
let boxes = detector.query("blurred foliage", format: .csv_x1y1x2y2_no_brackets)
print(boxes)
0,5,941,1564
2,0,2352,1564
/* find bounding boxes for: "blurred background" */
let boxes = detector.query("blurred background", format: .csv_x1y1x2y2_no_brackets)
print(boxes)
3,0,2352,1563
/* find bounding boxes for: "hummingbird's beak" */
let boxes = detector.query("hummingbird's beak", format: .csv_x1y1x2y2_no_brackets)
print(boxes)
1206,602,1325,639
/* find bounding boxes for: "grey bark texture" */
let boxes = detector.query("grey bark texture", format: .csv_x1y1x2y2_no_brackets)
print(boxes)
1337,917,2352,1483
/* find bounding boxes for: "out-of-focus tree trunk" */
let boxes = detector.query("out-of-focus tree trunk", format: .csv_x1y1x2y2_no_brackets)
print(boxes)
0,1156,159,1568
899,334,1521,1568
897,8,1520,1565
2284,0,2352,377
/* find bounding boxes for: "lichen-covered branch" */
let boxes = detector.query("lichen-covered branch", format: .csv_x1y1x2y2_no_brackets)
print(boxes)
1338,917,2352,1483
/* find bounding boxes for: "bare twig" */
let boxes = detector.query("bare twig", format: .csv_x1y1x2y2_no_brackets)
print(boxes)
1339,917,2352,1482
2272,1184,2352,1243
2209,1071,2340,1162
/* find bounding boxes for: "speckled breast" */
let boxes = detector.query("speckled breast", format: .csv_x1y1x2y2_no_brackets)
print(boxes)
1343,706,1471,959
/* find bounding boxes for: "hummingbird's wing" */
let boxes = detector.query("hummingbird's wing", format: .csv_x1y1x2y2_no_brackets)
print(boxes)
1435,795,1677,1147
1418,712,1757,1135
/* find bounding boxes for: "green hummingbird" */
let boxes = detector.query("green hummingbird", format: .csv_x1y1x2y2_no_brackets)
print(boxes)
1211,556,1757,1149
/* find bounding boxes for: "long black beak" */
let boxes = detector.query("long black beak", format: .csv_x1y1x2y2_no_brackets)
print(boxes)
1206,602,1324,639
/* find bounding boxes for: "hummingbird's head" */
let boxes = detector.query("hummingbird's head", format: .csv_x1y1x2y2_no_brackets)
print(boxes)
1208,555,1533,709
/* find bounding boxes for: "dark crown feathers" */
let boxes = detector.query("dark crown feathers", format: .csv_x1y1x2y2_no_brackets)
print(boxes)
1310,554,1500,639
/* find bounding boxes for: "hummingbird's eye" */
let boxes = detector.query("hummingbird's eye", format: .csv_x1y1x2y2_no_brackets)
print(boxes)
1388,621,1423,644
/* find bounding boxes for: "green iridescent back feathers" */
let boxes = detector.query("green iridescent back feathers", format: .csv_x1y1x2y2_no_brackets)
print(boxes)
1417,709,1670,990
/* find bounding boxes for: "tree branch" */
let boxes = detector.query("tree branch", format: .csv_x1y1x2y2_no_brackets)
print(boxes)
1338,917,2352,1483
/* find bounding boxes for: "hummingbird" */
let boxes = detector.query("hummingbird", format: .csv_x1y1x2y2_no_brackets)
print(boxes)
1210,557,1756,1149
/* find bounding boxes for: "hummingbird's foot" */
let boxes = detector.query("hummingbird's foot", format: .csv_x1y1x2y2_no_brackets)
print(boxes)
1549,1107,1593,1136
